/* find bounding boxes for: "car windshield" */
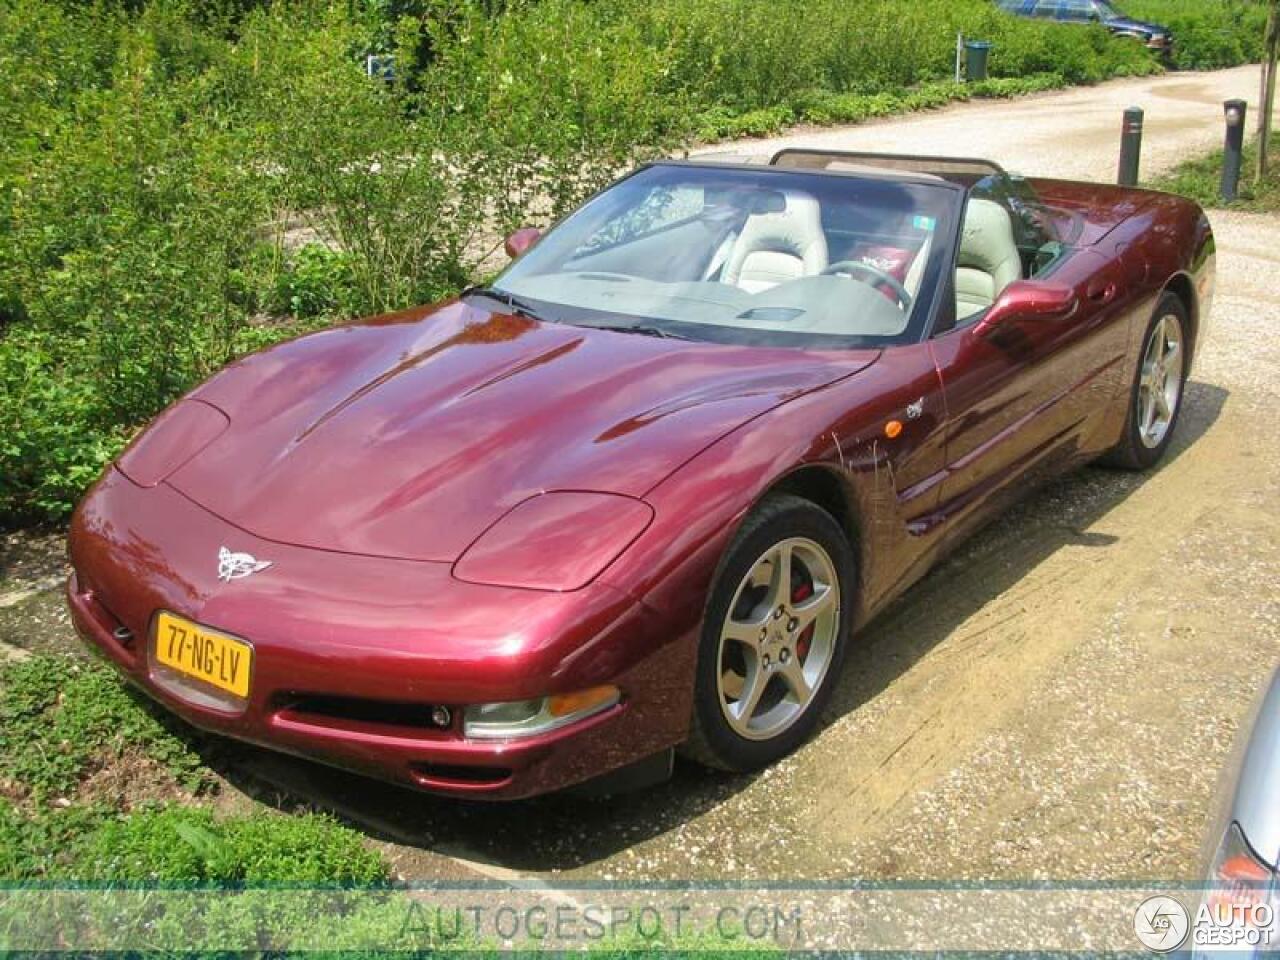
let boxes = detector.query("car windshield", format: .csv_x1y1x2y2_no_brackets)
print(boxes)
490,164,960,349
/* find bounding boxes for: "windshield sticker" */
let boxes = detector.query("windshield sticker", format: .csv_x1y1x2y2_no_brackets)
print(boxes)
912,215,937,232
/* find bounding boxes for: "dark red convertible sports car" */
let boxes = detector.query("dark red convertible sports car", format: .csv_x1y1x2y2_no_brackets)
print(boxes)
68,150,1215,799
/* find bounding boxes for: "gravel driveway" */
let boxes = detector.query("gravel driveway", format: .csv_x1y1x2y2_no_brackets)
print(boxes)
696,64,1262,180
3,66,1276,889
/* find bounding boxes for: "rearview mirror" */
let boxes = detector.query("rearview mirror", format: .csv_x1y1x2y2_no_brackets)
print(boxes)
504,227,542,260
974,280,1078,337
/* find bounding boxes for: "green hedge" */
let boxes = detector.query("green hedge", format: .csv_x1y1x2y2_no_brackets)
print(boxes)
1128,0,1267,69
0,0,1264,525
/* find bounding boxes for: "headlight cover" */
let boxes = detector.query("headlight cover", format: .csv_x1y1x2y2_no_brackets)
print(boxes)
453,491,653,591
463,685,620,740
1192,822,1278,956
116,399,229,488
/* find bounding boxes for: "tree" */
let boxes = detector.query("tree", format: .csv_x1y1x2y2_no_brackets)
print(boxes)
1258,0,1279,181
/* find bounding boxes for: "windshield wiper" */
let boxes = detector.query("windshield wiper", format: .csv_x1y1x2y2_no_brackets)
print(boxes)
462,285,548,322
585,323,690,341
463,289,686,340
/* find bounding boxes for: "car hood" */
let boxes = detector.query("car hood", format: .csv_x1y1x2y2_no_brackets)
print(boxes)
172,300,877,562
1105,15,1164,34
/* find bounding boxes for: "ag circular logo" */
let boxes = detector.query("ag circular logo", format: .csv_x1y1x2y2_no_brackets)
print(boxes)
1134,895,1190,952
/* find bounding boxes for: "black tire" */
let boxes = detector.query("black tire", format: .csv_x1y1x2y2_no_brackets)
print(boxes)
1102,292,1190,471
683,493,855,772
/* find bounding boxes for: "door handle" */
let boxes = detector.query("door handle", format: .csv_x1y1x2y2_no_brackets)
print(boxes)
1086,281,1118,305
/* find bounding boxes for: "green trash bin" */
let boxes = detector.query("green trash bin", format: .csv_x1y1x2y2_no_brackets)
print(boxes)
964,40,992,82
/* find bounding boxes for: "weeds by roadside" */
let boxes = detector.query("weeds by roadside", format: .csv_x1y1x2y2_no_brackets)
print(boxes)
0,653,212,803
1149,133,1280,212
81,805,388,883
0,797,386,883
694,73,1071,142
0,651,391,889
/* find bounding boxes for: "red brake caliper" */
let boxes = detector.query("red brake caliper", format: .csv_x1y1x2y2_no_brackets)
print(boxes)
792,580,814,661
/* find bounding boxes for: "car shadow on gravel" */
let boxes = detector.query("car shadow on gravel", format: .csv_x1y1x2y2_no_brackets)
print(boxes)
197,380,1228,875
821,378,1227,732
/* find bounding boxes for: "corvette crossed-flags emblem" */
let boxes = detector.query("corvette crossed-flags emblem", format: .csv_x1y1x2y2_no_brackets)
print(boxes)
217,546,272,583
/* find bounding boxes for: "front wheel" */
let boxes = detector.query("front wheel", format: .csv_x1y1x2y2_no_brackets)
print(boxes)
684,493,855,772
1103,293,1189,470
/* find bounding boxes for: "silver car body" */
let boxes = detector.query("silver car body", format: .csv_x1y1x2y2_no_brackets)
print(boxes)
1227,667,1280,869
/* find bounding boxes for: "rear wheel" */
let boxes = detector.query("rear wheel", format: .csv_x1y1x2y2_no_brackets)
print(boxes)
684,494,854,772
1104,293,1189,470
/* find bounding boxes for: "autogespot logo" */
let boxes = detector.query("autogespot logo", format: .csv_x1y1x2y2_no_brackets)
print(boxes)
1135,895,1191,953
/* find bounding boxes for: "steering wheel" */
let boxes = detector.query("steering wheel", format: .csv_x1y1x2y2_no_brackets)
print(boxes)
820,260,913,309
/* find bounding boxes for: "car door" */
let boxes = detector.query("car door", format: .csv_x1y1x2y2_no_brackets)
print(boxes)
928,193,1131,544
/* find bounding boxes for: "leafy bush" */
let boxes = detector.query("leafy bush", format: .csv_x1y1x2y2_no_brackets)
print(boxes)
655,0,1156,112
1127,0,1267,70
0,328,128,520
270,244,360,320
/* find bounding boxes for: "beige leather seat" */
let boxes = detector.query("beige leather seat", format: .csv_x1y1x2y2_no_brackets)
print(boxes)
955,198,1022,321
722,192,828,293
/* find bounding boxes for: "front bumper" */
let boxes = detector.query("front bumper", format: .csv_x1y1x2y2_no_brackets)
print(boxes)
68,469,694,799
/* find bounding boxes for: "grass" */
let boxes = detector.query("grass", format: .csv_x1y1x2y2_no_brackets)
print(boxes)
0,798,385,884
1149,132,1280,212
0,652,213,802
78,805,389,883
0,649,402,947
0,652,390,885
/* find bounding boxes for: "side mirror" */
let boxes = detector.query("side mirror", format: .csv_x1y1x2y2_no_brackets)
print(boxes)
504,227,542,260
973,280,1078,337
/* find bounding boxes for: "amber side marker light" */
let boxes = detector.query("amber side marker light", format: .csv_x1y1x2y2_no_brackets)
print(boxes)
463,685,621,740
549,685,620,718
885,420,903,439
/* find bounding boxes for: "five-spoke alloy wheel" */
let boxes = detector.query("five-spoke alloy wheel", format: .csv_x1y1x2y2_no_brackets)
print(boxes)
686,493,854,771
1136,310,1185,450
1106,292,1190,470
716,537,839,741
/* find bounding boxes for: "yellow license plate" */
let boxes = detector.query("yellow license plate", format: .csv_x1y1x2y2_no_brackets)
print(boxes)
154,611,252,699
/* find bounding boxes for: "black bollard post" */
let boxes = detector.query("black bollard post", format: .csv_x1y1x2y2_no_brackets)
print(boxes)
1221,99,1247,203
1117,106,1144,186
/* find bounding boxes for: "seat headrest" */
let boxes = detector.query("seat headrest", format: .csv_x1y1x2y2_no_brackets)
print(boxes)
738,191,826,261
958,198,1019,277
722,191,828,290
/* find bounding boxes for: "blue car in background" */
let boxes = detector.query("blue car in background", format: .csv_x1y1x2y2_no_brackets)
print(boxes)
996,0,1172,52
